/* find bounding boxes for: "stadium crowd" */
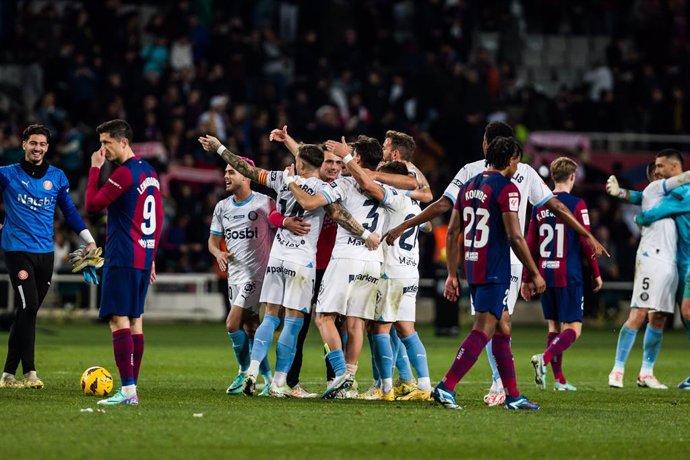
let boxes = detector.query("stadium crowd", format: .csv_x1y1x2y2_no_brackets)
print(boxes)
1,0,687,293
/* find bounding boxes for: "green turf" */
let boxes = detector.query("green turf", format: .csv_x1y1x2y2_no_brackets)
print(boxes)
1,321,689,459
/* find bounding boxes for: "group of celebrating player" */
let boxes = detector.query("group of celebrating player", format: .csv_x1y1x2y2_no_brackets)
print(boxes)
2,117,689,410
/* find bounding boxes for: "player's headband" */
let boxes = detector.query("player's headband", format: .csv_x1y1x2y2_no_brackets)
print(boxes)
239,156,255,167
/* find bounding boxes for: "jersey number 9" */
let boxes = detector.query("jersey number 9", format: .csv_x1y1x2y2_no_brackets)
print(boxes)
141,195,157,236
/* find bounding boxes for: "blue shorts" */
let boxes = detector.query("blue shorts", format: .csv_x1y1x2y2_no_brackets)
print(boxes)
469,283,510,320
99,266,151,320
540,286,583,323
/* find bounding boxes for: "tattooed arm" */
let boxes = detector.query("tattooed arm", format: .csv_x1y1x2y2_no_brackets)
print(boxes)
325,203,380,250
198,134,269,184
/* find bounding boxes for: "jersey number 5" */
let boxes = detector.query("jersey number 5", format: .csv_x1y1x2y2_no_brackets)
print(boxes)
141,195,157,235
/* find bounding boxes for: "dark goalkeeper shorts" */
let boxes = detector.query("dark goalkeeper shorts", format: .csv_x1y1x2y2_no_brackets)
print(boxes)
99,266,151,319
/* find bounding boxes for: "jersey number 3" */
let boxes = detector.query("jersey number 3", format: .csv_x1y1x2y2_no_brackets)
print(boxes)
141,195,157,236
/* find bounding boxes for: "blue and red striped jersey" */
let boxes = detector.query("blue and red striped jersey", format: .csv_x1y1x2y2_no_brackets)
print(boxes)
525,191,600,287
456,171,521,285
86,157,163,270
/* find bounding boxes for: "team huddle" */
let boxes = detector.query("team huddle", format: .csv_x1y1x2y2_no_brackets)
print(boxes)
2,118,689,409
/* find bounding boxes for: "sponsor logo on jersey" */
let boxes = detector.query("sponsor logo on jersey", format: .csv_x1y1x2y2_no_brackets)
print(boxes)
452,178,462,188
270,171,278,181
108,178,122,189
347,236,366,247
43,180,53,190
17,270,29,281
233,215,245,219
138,239,156,249
464,189,487,202
276,231,303,248
21,180,29,186
397,256,417,266
224,227,259,240
542,261,560,269
248,211,258,221
348,274,378,284
329,181,338,188
299,183,316,195
16,194,54,208
465,251,478,261
136,177,160,195
402,284,418,294
266,265,296,277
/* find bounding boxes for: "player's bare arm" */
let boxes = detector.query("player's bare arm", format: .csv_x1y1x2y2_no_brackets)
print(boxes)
325,203,380,250
208,234,232,272
325,138,386,201
444,207,462,302
544,197,609,258
198,135,268,184
287,181,328,211
385,196,452,244
269,125,300,157
503,211,545,295
369,169,418,191
405,162,434,203
419,221,433,233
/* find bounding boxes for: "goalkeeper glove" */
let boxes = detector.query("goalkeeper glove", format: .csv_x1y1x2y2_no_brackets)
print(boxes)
69,245,104,273
82,266,99,285
605,175,626,199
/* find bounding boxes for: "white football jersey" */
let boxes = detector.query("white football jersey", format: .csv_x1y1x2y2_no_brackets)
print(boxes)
638,179,677,263
443,160,553,264
382,192,422,278
321,177,405,262
210,192,275,283
266,171,325,265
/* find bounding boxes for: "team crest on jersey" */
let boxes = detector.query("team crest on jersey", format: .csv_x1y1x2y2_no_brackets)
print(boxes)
17,270,29,281
248,211,258,221
640,292,649,301
43,180,53,190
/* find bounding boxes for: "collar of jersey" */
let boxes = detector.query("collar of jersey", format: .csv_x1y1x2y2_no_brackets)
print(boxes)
20,159,49,179
232,193,255,207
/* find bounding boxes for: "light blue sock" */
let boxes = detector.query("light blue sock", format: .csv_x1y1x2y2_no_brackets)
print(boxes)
275,317,304,374
367,332,380,382
391,329,414,382
248,338,272,379
400,332,430,379
372,334,394,380
641,326,663,374
614,325,639,370
485,339,501,382
228,330,250,372
250,314,280,364
327,349,347,376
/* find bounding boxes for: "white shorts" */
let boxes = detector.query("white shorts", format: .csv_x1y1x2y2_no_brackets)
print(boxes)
470,264,522,315
375,277,419,323
630,255,678,314
229,280,262,313
316,259,381,320
260,257,315,313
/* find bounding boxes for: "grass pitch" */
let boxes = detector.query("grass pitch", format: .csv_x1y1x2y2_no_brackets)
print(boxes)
1,321,689,459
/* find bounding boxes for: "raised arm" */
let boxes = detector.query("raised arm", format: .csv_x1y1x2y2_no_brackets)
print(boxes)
444,207,463,302
405,162,434,203
544,196,609,258
606,175,642,205
269,125,300,157
325,137,386,201
86,148,132,214
198,134,269,184
325,203,380,249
